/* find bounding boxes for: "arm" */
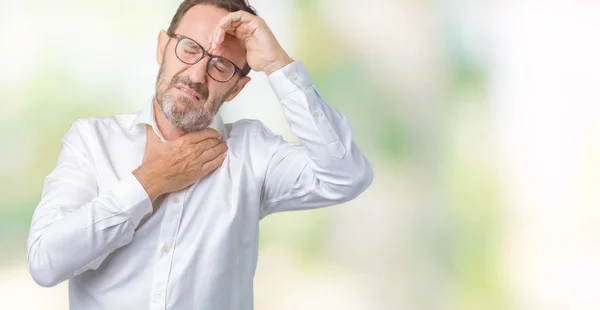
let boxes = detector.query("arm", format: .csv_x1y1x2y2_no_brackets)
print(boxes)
27,120,153,287
259,61,373,217
211,11,373,218
27,122,227,287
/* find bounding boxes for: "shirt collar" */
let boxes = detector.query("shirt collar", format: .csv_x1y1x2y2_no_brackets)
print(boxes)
129,100,226,141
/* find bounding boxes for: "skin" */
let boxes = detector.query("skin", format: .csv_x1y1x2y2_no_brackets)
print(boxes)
133,4,294,206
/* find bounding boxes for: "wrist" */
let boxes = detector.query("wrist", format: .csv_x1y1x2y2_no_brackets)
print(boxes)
264,55,294,76
133,165,164,202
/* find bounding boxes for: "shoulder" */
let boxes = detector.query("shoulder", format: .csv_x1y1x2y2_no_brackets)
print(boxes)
224,119,290,166
226,119,284,145
69,112,137,133
60,111,138,151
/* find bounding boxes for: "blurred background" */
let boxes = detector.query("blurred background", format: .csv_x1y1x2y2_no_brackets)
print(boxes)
1,0,599,309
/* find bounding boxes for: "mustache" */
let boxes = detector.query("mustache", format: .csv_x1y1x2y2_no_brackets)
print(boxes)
170,75,209,100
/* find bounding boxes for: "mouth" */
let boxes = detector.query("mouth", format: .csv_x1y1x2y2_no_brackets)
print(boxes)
174,84,201,101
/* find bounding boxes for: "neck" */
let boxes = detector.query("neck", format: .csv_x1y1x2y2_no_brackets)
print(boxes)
153,98,186,141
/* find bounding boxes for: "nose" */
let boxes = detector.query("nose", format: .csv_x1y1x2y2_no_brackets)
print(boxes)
186,55,210,84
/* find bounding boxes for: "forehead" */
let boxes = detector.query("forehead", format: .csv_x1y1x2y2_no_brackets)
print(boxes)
176,4,246,65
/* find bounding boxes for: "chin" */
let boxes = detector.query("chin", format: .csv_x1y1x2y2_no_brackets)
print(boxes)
173,98,193,111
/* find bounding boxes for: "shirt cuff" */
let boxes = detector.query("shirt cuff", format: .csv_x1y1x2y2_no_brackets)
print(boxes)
112,173,153,228
268,60,314,101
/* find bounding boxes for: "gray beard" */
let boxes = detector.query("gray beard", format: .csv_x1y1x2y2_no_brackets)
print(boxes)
154,56,237,134
158,91,216,134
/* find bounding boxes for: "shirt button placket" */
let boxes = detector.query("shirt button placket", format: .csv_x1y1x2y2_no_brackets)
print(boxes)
150,192,185,310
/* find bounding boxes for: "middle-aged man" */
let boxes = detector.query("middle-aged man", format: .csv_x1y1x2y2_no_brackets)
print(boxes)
27,0,373,309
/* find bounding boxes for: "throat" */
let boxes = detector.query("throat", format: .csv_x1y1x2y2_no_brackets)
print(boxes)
153,99,186,141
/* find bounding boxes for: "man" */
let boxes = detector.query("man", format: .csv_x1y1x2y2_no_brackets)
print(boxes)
27,0,373,309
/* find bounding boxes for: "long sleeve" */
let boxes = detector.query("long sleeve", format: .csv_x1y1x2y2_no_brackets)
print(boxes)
259,61,374,217
27,120,153,287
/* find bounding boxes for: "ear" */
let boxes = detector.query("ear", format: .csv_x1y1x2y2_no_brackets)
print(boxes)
225,76,251,102
156,30,170,65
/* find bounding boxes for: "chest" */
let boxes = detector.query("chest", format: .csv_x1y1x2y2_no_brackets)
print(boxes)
90,132,264,239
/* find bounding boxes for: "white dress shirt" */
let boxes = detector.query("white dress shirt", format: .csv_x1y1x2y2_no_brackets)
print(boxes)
27,61,373,310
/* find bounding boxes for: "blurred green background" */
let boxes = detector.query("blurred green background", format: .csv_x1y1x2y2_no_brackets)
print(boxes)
2,0,600,309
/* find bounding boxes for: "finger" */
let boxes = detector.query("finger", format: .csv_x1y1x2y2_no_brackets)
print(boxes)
204,141,228,158
180,128,219,144
212,24,238,50
199,152,227,178
217,11,255,34
196,142,227,166
194,138,222,155
220,10,255,26
212,11,259,48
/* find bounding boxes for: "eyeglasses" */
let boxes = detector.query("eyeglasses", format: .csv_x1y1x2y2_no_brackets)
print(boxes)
170,34,242,83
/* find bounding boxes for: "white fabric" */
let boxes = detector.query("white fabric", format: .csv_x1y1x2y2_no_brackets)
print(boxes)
27,61,373,310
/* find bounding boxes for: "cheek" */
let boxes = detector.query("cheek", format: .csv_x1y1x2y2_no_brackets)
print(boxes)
208,81,235,99
158,73,178,94
157,68,172,89
208,85,219,97
158,59,186,86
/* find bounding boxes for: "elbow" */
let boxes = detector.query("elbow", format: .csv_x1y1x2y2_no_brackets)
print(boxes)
27,243,66,287
352,159,374,196
28,263,63,288
329,159,374,203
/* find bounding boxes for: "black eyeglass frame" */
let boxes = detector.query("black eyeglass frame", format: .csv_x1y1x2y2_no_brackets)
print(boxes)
170,33,243,83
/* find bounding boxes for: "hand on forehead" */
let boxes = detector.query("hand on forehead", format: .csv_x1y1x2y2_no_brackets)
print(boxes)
178,4,246,65
206,32,245,57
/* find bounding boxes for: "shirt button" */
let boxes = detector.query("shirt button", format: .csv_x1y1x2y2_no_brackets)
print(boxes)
313,111,321,118
288,72,297,80
172,197,180,204
162,245,170,254
154,292,162,299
